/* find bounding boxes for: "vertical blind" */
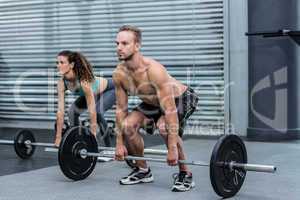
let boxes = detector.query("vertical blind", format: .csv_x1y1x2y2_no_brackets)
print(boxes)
0,0,225,135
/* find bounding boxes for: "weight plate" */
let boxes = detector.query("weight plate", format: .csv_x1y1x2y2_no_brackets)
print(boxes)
210,134,247,198
14,130,36,159
58,126,98,181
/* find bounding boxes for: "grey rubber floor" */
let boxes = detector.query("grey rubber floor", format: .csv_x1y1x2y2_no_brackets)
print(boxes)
0,138,299,200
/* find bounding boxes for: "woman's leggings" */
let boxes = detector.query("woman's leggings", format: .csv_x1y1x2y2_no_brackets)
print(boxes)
68,79,115,146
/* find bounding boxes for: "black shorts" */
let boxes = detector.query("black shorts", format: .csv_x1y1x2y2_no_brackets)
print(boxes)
132,87,199,137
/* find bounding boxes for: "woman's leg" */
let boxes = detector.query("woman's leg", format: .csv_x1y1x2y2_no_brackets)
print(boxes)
95,88,116,146
68,96,87,126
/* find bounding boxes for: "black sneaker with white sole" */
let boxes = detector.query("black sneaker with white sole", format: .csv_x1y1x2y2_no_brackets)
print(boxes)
120,167,154,185
171,171,195,192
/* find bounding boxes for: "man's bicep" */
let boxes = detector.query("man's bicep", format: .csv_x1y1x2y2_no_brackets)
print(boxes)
115,84,128,113
113,71,128,110
158,85,177,113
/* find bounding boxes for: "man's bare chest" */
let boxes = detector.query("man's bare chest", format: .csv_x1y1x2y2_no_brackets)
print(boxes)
123,72,157,96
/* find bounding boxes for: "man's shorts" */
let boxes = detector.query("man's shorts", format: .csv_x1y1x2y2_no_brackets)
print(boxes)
132,87,199,137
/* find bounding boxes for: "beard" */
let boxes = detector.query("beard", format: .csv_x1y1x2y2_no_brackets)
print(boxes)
118,52,134,61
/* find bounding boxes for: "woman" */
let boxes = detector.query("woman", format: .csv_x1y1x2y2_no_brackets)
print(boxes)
55,50,115,147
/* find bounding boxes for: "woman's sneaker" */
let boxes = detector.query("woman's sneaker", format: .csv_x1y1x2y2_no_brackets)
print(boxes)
171,171,195,192
120,167,154,185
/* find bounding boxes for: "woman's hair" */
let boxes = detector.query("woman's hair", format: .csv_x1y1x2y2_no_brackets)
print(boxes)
57,50,95,83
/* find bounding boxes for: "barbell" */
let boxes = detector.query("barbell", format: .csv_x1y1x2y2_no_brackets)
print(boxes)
47,126,276,198
0,121,70,159
0,129,167,161
0,129,54,159
83,118,167,168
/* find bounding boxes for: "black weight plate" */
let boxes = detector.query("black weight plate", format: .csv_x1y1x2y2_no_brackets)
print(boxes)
58,126,98,181
210,134,247,198
14,130,36,159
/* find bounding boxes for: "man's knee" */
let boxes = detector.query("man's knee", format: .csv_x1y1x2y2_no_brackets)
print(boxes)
121,119,140,139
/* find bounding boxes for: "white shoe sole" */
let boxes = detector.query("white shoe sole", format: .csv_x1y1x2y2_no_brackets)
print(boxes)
171,181,195,192
120,176,154,185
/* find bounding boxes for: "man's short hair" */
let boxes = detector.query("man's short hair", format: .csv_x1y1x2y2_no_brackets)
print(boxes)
118,25,142,44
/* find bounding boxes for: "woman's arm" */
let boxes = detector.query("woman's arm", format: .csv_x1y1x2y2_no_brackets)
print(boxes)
95,76,108,94
81,81,97,137
55,79,66,147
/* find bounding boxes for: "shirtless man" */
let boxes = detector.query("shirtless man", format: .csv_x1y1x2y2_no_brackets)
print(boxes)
113,25,199,192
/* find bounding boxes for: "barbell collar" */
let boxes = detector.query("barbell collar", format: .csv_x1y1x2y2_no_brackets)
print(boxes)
24,140,56,148
45,147,113,162
229,162,276,173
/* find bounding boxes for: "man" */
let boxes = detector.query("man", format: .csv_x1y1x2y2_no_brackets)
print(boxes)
113,25,199,192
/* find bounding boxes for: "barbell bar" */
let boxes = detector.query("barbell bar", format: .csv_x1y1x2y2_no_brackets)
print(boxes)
97,151,276,173
0,140,14,145
52,126,277,198
0,140,56,148
46,146,167,155
98,146,167,155
79,149,276,173
0,129,61,159
0,121,70,159
45,147,166,166
1,126,167,160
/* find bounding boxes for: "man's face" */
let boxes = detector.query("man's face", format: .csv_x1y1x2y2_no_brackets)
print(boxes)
115,31,140,61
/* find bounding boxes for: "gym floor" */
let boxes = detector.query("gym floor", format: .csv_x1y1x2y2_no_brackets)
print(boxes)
0,129,299,200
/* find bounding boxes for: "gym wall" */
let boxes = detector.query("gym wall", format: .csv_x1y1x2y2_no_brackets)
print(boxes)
0,0,226,136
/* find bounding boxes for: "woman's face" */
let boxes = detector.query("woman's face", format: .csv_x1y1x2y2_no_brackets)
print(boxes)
56,55,73,76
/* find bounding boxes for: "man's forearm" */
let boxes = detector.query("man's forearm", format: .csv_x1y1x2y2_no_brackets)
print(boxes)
115,111,128,146
164,112,179,135
164,112,179,148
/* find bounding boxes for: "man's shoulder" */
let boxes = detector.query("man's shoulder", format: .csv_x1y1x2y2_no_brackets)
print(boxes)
145,58,168,78
145,57,164,69
113,64,128,84
116,63,130,72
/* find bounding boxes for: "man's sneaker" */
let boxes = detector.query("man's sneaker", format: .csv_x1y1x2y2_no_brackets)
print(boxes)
171,171,195,192
120,167,154,185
